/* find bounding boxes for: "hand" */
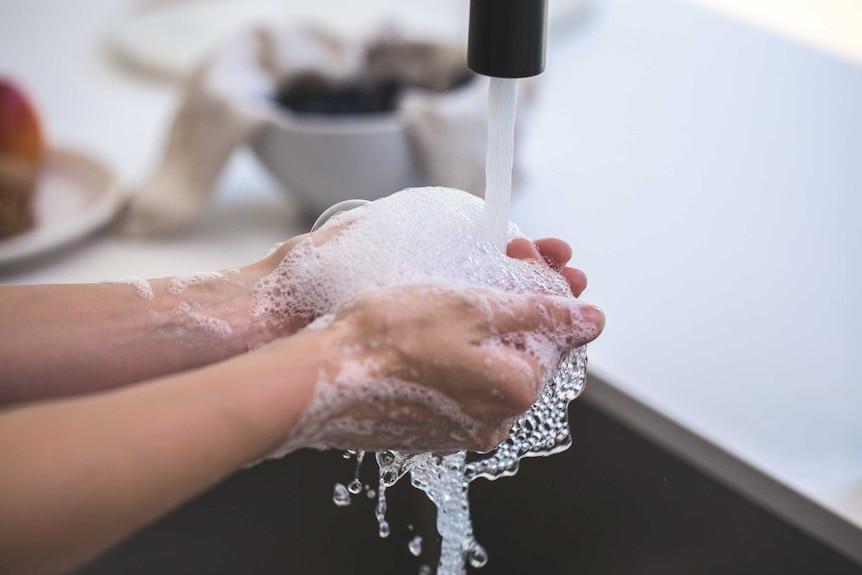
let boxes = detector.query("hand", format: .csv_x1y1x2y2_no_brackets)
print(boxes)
280,283,604,454
507,237,588,297
252,233,590,334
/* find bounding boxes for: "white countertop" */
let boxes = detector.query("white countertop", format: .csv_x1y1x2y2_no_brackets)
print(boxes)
2,0,860,564
510,0,862,560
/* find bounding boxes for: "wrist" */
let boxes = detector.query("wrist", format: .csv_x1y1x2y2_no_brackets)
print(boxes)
155,242,313,353
241,234,314,339
120,235,311,378
210,320,351,461
144,267,269,363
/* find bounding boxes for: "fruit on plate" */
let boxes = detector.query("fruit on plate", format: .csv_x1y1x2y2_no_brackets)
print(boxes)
0,78,45,238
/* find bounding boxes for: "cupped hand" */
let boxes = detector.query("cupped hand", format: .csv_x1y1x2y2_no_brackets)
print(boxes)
286,284,604,454
507,237,588,297
252,235,590,341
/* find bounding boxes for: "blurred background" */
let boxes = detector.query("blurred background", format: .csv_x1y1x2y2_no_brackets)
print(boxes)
1,0,861,573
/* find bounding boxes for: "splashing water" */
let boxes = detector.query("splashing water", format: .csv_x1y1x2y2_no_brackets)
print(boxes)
328,77,591,574
333,347,588,571
332,483,351,507
408,535,423,557
348,450,365,494
360,346,587,574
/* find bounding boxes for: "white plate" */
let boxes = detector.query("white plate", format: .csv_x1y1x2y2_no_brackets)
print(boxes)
107,0,588,79
0,148,123,266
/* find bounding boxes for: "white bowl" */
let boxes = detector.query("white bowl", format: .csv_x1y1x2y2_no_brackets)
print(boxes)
250,105,425,216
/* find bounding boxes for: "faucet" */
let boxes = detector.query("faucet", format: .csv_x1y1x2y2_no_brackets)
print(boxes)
468,0,548,78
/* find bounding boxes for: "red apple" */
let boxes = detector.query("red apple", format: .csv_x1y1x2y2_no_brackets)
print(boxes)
0,78,45,165
0,78,44,237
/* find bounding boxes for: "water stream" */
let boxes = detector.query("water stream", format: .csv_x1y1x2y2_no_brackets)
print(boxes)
330,77,589,574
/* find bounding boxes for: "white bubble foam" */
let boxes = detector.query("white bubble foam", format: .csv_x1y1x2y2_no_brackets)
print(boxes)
172,301,192,316
250,187,594,575
169,300,232,338
104,277,154,301
251,187,572,328
167,271,225,295
269,367,484,459
186,311,233,337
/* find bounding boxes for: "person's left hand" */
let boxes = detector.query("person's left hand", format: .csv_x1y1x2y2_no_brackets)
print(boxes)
249,235,590,341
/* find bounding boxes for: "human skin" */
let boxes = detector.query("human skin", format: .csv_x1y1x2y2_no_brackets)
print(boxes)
0,236,603,575
0,236,586,405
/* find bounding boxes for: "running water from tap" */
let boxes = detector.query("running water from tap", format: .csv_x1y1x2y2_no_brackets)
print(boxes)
482,78,519,251
254,42,589,574
310,78,589,574
253,182,592,574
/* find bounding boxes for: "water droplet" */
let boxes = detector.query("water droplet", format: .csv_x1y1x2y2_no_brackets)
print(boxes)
467,541,488,568
378,520,391,538
408,535,423,557
332,483,351,507
347,479,363,495
378,450,395,466
326,317,587,573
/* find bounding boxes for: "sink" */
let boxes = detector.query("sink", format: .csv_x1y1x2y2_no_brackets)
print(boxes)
74,400,862,574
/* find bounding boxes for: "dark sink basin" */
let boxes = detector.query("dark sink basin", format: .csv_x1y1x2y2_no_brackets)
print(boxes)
74,400,862,574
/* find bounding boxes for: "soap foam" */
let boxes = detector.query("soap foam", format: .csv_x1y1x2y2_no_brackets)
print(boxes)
251,187,573,326
267,367,484,459
104,276,154,301
251,187,592,574
186,311,233,337
167,271,225,295
170,300,233,338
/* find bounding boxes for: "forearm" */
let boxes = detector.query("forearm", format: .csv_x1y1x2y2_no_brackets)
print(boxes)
0,279,604,575
0,328,331,575
0,258,288,405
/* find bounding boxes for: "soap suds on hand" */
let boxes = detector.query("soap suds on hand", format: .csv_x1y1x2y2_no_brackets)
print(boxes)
104,277,155,301
167,271,225,295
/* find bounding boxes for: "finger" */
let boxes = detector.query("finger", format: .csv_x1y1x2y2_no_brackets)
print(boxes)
532,239,586,296
534,238,572,268
483,291,605,348
561,266,588,297
446,341,544,421
506,237,542,261
474,344,546,415
508,238,585,296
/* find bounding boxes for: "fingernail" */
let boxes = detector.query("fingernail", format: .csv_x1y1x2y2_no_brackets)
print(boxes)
580,305,605,330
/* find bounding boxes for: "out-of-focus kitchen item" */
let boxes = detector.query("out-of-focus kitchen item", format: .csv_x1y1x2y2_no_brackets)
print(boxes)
250,110,424,216
0,79,45,238
122,24,517,235
250,29,489,217
106,0,589,80
0,147,122,266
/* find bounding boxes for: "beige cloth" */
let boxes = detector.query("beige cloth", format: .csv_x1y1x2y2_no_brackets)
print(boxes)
121,25,525,237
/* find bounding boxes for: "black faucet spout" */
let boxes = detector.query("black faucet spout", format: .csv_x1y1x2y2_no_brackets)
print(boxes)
467,0,548,78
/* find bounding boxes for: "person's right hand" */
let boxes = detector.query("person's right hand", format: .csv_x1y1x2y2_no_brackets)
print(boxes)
279,283,604,455
507,237,588,297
